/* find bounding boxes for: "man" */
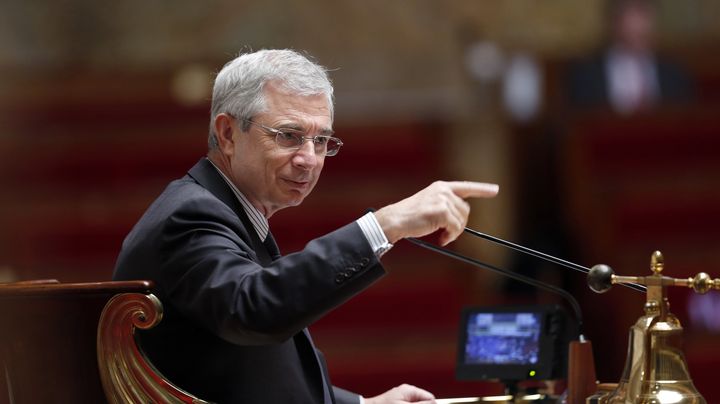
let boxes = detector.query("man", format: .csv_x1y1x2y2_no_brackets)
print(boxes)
567,0,693,114
114,49,499,404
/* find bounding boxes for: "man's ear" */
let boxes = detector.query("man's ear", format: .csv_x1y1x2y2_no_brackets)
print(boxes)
213,113,236,155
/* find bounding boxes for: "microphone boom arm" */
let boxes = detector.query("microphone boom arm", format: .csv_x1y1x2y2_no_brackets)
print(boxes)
405,236,584,338
462,228,646,293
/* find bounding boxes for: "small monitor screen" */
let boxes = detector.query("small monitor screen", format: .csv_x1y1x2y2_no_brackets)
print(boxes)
463,312,541,366
456,304,572,381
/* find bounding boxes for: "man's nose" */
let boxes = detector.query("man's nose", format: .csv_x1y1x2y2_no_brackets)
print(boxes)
292,140,319,168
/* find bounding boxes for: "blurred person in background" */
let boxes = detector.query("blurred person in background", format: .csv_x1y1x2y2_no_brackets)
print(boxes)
567,0,694,115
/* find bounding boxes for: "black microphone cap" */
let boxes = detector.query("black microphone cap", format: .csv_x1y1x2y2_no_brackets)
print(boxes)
588,264,615,294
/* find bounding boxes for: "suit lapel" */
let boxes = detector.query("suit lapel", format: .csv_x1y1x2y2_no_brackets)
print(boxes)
187,158,273,266
188,158,333,403
263,233,282,261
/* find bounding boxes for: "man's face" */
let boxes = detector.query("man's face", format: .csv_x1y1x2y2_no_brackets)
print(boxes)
228,81,332,217
616,3,655,52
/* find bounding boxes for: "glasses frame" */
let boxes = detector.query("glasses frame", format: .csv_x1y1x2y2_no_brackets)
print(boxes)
242,118,343,157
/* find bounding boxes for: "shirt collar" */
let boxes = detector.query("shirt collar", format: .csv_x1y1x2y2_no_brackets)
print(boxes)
206,158,269,241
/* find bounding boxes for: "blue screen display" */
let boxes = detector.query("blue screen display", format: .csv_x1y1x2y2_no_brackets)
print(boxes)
464,312,541,365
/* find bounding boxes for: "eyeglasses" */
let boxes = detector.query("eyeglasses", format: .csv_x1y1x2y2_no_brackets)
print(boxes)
243,119,343,157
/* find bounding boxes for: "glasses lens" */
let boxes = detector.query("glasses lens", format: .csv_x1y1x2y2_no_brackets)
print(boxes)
324,138,342,156
274,130,342,156
275,131,303,148
312,137,329,155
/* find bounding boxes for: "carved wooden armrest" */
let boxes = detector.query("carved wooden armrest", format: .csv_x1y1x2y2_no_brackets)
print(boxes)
97,293,209,404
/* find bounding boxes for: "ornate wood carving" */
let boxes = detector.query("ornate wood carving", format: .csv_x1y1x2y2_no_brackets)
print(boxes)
96,292,209,404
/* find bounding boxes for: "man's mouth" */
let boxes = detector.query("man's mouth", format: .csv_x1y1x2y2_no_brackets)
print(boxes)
282,178,311,188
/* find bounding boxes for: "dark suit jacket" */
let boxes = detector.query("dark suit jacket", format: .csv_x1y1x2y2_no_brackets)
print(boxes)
567,51,694,109
113,158,386,404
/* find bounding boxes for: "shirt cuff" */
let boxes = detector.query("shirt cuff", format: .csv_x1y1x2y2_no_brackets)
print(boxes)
356,212,393,257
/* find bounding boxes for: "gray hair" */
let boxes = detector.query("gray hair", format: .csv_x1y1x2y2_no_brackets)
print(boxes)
208,49,335,150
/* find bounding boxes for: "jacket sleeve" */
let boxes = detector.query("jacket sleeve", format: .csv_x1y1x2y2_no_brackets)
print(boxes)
156,194,386,345
333,386,361,404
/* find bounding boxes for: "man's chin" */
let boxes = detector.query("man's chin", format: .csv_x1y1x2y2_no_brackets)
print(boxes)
279,192,307,208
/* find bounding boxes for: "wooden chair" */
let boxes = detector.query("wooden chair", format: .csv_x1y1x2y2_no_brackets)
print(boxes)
0,280,208,404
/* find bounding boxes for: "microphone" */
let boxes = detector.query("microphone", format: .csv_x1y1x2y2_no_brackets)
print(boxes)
404,236,585,338
461,227,647,294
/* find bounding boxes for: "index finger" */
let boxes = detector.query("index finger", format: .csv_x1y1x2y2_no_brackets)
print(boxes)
448,181,500,199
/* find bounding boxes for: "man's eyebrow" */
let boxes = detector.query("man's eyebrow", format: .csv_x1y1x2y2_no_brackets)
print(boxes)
278,123,335,136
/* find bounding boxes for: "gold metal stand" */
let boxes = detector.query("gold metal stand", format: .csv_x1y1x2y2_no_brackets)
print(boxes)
587,251,720,404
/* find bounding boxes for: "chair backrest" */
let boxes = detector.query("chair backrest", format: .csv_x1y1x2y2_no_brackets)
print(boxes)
0,280,207,404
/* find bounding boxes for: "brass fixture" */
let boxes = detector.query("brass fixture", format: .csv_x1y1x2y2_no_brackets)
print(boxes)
586,251,718,404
